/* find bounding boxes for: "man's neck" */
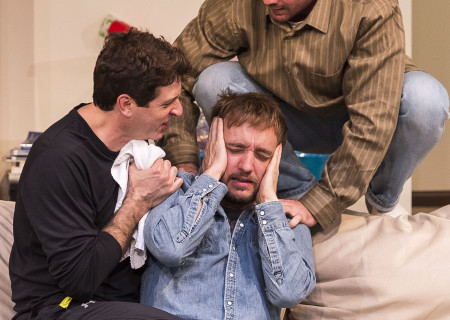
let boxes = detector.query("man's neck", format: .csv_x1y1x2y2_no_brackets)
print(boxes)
220,199,254,212
77,103,129,152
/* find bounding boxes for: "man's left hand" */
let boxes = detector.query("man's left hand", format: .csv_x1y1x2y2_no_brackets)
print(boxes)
256,144,282,204
280,199,317,228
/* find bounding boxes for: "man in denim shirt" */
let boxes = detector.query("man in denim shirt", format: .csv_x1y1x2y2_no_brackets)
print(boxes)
141,92,316,320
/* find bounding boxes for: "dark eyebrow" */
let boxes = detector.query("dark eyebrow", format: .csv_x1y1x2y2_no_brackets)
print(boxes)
162,95,179,106
227,142,246,148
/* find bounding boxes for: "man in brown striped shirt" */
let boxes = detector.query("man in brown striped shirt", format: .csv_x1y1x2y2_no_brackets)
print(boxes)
159,0,450,230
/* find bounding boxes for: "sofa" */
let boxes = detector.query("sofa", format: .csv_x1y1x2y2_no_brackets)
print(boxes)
2,199,450,320
0,200,15,320
291,204,450,320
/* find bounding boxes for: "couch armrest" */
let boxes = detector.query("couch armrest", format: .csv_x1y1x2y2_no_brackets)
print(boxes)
0,200,15,319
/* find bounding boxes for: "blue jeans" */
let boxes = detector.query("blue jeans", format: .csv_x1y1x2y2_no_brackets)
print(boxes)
193,61,450,211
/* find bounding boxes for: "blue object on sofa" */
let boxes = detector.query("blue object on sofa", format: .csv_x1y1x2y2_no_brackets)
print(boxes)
295,152,329,180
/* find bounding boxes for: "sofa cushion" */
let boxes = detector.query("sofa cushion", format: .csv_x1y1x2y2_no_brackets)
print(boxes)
290,205,450,320
0,200,15,320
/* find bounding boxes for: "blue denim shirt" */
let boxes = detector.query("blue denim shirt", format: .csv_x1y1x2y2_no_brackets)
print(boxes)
141,172,315,320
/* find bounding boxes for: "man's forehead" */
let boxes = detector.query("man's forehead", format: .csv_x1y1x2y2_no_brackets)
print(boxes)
224,124,277,152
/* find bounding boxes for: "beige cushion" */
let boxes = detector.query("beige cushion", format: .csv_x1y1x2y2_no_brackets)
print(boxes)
290,205,450,320
0,200,15,320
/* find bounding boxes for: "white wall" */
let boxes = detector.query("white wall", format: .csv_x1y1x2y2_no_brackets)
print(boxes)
32,0,204,130
0,0,203,198
411,0,450,191
0,0,35,199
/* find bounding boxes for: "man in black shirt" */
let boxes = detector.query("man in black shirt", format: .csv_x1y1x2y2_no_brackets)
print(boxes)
9,29,189,320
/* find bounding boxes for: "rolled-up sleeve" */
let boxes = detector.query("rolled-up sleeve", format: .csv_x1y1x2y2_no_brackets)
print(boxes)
301,3,406,229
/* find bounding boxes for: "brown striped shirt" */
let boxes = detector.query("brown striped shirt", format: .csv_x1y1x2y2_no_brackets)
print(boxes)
160,0,418,229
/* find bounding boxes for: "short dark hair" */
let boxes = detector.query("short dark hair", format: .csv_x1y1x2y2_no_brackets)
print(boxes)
211,91,288,144
93,28,191,111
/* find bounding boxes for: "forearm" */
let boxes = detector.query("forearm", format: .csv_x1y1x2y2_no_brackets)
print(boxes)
55,232,122,300
145,174,227,266
257,201,316,307
303,4,406,229
102,197,148,254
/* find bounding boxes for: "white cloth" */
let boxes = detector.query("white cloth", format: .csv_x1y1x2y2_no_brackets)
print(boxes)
111,140,165,269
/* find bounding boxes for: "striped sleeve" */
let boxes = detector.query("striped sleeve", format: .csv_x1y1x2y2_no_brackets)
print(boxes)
301,2,406,229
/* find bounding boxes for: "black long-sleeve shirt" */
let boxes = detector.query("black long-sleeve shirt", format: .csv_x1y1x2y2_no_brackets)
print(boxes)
9,105,143,319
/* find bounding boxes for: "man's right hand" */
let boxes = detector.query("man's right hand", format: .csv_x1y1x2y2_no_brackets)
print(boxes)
202,117,227,181
256,144,282,204
104,159,182,252
127,159,183,215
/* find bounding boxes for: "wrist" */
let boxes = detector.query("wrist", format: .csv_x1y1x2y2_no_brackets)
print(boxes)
257,193,278,204
121,197,150,222
203,168,223,181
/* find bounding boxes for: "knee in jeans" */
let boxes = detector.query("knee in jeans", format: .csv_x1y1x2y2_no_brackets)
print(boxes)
400,71,450,134
193,62,243,120
195,61,242,94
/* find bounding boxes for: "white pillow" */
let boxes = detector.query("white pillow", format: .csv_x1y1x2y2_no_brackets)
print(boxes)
290,205,450,320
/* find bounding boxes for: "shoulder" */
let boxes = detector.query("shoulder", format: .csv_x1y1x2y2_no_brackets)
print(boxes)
199,0,267,26
332,0,401,14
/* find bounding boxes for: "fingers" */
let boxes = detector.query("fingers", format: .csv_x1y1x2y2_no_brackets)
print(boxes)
170,165,183,191
288,215,303,228
256,145,281,204
173,176,184,189
273,144,282,168
266,144,282,177
281,199,318,228
207,117,220,146
203,117,226,180
215,117,224,142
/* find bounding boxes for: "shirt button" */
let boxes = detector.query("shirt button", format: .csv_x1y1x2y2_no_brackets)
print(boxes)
260,210,265,216
232,246,236,251
239,223,244,228
227,301,232,306
208,184,213,188
262,220,267,225
229,273,234,277
202,188,207,192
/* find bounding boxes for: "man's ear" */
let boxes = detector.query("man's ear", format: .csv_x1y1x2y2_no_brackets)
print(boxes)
117,94,133,118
